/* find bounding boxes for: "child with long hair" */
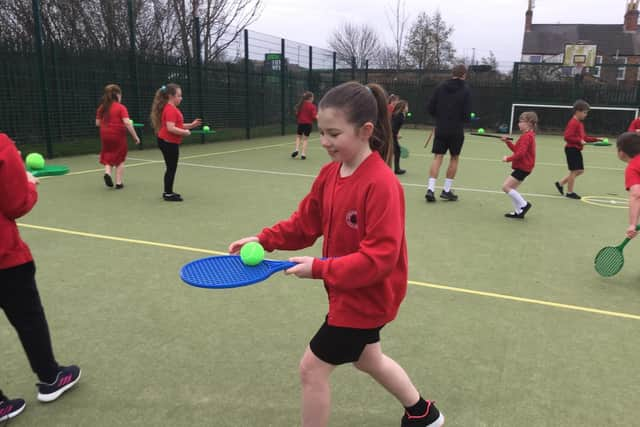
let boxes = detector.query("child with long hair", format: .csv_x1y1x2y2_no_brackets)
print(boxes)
96,84,140,189
501,112,537,218
150,83,201,201
229,82,443,427
291,91,317,160
392,100,409,175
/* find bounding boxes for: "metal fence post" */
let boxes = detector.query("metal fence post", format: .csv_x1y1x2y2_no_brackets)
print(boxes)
365,59,368,84
308,46,312,91
351,56,356,81
332,52,336,87
127,0,142,148
281,38,285,135
32,0,53,158
194,16,204,143
244,29,251,139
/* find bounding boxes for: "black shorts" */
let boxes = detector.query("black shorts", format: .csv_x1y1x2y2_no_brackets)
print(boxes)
565,147,584,171
432,129,464,156
309,318,384,365
511,169,530,181
297,123,312,136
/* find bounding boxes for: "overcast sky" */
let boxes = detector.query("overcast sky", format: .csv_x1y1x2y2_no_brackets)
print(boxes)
249,0,629,69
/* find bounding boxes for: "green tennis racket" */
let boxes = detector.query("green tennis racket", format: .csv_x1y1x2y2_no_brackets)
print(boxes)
399,145,409,159
594,225,640,277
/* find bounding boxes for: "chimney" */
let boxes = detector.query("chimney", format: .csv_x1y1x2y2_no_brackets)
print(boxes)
625,0,639,32
525,1,533,32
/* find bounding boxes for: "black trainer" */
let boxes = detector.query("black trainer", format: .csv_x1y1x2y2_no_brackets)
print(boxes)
554,181,563,195
103,174,113,187
301,155,306,160
566,192,581,199
401,400,445,427
425,189,436,202
163,192,183,202
115,183,124,189
0,397,26,422
505,211,524,219
37,365,81,403
291,150,299,158
521,202,532,216
440,190,458,201
395,169,406,175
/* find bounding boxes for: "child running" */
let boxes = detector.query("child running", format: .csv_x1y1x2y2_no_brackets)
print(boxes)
616,132,640,238
391,100,409,175
500,112,537,219
291,91,317,160
96,84,140,189
0,133,81,423
150,83,201,201
229,82,443,427
554,100,601,199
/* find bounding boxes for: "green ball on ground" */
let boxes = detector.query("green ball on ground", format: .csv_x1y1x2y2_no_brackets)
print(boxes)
240,242,265,266
203,125,210,132
26,153,45,170
477,128,485,134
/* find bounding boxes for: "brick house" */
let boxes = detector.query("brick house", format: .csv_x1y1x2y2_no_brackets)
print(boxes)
521,0,640,84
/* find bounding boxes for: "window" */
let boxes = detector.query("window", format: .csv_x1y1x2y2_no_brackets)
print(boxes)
529,55,543,63
617,57,627,80
591,55,603,78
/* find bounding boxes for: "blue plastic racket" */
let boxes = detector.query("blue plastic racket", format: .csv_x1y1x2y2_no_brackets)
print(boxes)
180,255,296,289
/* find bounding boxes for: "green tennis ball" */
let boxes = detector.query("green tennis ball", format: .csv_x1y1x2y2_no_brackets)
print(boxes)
470,112,476,118
603,138,609,143
477,128,485,134
240,242,265,266
406,112,412,118
203,125,210,132
26,153,45,170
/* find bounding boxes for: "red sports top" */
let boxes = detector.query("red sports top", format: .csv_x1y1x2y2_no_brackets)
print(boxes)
625,154,640,190
387,103,394,115
564,117,598,150
628,118,640,132
296,101,317,125
157,103,185,144
0,134,37,270
96,102,129,138
505,130,536,173
257,151,408,329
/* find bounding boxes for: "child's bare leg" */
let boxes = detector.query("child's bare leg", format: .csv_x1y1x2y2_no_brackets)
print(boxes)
503,176,526,212
115,163,125,185
105,164,112,175
295,135,301,151
301,136,309,157
567,170,583,193
353,343,420,407
300,346,335,427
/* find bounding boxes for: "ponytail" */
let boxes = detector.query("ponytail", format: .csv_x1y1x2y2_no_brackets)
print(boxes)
366,83,393,166
150,83,180,134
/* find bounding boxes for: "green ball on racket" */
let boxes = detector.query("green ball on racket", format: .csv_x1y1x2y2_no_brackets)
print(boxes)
26,153,45,170
203,125,210,132
477,128,485,134
240,242,265,266
603,138,609,143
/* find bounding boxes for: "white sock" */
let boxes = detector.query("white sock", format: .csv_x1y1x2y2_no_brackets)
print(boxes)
508,189,527,213
428,178,436,192
444,178,454,192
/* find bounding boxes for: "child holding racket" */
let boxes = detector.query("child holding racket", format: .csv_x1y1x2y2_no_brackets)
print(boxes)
96,84,140,189
616,132,640,238
392,100,409,175
291,91,317,160
500,112,537,218
0,133,81,422
150,83,202,201
229,82,443,427
554,100,601,199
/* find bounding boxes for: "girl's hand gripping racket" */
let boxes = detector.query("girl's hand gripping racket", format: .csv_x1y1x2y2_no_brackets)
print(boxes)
180,255,296,289
594,225,640,277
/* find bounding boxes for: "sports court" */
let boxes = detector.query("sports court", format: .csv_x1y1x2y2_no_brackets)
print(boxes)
3,130,639,426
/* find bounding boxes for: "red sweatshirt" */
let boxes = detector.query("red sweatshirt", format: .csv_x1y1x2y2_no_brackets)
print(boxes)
628,118,640,132
0,133,37,270
505,130,536,173
296,101,317,125
257,152,408,328
564,117,598,150
157,103,184,144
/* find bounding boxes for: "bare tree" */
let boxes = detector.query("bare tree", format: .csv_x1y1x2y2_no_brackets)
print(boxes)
405,12,431,70
385,0,409,70
328,22,381,68
429,11,455,68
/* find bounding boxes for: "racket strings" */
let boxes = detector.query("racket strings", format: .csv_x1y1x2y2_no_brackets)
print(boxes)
594,247,624,276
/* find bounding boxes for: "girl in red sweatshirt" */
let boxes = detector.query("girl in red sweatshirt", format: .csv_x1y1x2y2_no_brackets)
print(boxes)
229,82,444,427
291,91,317,160
501,111,537,219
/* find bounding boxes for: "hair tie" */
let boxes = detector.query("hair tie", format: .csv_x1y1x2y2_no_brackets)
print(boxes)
365,86,372,93
160,85,167,93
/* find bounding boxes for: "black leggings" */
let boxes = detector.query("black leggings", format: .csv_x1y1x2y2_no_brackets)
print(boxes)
157,138,180,194
0,262,59,387
393,135,401,170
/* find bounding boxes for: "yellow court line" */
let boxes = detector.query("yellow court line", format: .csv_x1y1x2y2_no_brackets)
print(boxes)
17,223,640,322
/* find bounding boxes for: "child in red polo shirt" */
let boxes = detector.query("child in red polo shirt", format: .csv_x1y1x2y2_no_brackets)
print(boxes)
627,116,640,133
501,111,537,219
229,82,443,427
554,100,602,199
291,91,317,160
616,132,640,238
0,134,81,422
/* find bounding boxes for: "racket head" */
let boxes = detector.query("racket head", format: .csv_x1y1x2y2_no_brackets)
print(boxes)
190,129,216,135
594,246,625,277
180,255,295,289
399,145,409,159
28,165,69,177
592,141,611,146
470,132,512,140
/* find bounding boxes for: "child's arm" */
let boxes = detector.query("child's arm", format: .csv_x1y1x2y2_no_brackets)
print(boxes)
503,134,529,162
166,121,190,136
0,137,38,220
183,118,203,130
627,184,640,238
122,118,140,144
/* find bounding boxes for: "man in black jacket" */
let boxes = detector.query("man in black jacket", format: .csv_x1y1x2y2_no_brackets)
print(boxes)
425,65,472,202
